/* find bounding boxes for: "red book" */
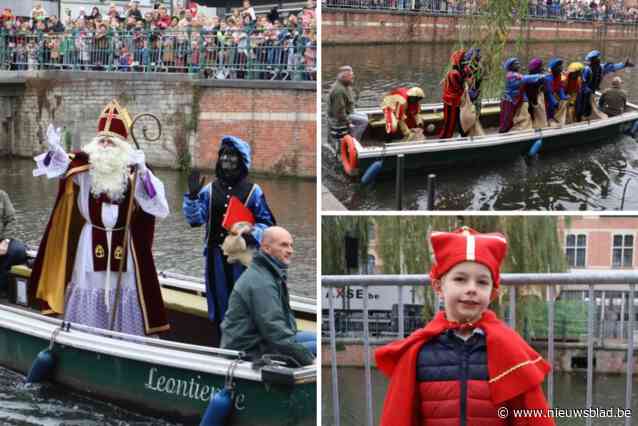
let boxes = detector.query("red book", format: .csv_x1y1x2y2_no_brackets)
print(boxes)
222,196,255,231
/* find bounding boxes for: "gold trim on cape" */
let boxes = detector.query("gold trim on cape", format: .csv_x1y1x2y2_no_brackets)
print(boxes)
489,356,545,383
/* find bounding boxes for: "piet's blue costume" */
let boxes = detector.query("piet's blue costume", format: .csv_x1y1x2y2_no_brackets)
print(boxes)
578,51,626,119
582,50,626,93
499,57,545,133
183,136,275,329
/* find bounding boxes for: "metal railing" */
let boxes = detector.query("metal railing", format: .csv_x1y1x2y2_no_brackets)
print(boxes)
323,271,638,426
0,30,316,81
324,0,638,25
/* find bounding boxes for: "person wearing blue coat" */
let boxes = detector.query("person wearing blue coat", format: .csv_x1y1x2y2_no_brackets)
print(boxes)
183,136,275,338
582,50,632,93
579,50,633,120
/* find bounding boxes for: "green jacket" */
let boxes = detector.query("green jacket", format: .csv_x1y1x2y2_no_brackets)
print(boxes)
327,80,355,127
0,190,15,241
220,251,314,366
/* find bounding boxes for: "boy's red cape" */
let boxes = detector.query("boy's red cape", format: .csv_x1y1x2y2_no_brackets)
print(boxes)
375,310,555,426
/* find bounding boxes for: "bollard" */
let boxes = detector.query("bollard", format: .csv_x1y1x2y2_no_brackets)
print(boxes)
395,155,404,211
426,174,436,210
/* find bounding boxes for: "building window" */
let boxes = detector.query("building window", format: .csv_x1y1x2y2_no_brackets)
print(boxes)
612,234,634,268
566,234,587,268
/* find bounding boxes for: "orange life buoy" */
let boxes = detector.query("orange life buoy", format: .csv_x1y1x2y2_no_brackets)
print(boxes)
340,135,359,176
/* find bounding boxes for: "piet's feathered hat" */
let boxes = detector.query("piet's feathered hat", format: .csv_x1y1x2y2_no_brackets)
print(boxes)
97,99,132,140
429,226,508,288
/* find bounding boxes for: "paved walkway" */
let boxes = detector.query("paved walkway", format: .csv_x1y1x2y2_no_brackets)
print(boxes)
322,185,347,211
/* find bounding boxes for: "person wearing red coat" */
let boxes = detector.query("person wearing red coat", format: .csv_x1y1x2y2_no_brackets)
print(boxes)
439,49,467,139
375,227,555,426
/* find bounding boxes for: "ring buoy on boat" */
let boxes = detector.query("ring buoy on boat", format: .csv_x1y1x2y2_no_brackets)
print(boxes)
341,135,359,176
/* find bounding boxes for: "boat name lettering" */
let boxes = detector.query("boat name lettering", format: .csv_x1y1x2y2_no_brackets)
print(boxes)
145,368,247,409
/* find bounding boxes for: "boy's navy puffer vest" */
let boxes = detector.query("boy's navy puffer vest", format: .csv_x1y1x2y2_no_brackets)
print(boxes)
416,329,507,426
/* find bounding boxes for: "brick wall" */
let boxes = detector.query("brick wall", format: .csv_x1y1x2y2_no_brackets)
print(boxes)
0,72,316,178
196,80,316,177
323,9,638,44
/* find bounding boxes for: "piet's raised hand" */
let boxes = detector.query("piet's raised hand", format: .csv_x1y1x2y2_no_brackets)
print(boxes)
188,170,205,200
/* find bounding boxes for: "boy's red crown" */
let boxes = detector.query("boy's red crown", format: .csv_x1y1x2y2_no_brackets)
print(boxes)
430,226,508,288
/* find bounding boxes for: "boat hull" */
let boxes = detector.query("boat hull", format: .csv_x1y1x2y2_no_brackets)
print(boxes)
0,310,315,426
345,99,638,178
357,120,630,176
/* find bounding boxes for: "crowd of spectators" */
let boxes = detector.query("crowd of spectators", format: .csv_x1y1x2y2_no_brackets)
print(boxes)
0,0,316,81
324,0,638,23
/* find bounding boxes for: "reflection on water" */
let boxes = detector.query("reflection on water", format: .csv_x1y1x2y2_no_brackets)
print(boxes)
0,367,180,425
322,367,638,426
322,41,638,210
0,158,316,297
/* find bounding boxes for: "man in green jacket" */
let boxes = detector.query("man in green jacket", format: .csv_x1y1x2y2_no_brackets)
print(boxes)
326,65,368,152
221,226,315,366
0,189,26,296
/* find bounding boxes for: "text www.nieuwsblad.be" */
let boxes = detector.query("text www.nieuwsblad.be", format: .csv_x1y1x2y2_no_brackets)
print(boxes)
497,407,632,419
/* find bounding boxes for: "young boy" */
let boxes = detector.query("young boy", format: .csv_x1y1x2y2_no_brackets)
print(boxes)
375,226,555,426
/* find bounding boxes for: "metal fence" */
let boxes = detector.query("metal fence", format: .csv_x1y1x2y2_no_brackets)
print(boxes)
322,271,638,426
324,0,638,24
0,30,316,81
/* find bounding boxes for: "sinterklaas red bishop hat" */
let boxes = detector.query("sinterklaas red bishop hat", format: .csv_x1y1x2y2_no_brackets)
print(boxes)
97,99,133,140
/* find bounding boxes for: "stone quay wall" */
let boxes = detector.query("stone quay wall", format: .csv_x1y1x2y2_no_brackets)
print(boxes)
0,72,316,178
323,9,638,45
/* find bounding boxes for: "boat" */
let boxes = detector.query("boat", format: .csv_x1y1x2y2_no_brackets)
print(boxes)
0,264,317,425
333,98,638,178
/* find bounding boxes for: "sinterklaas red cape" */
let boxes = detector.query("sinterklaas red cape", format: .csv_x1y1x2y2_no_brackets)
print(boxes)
375,310,555,426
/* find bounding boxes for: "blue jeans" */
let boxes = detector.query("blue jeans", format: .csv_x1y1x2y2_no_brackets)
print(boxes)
294,331,316,356
0,239,27,292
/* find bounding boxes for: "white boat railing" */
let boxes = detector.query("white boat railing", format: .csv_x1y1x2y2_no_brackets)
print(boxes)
0,303,316,383
322,272,637,426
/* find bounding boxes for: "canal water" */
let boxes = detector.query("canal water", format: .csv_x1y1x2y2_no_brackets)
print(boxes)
0,157,316,424
322,40,638,210
322,367,638,426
